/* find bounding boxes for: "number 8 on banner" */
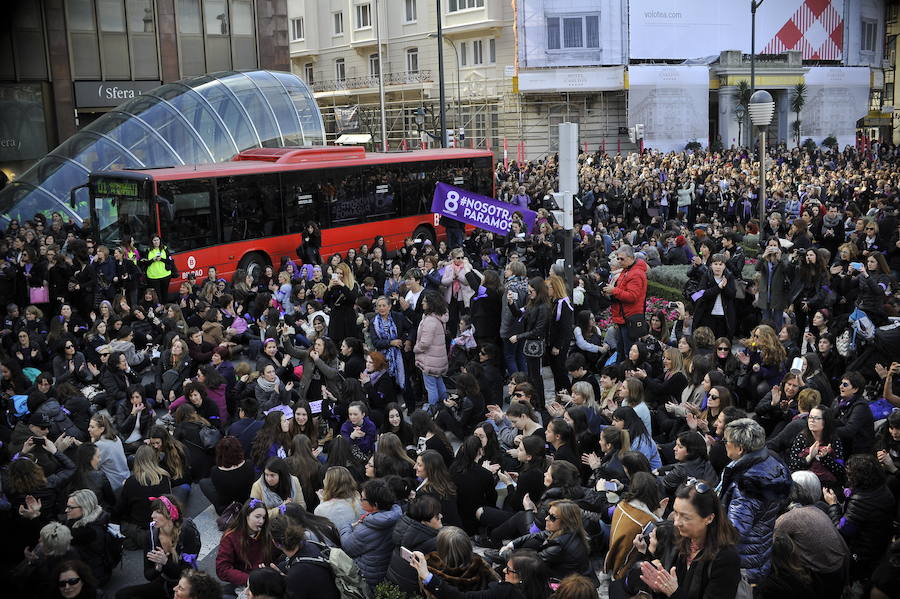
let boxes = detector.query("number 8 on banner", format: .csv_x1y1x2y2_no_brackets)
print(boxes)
445,191,459,213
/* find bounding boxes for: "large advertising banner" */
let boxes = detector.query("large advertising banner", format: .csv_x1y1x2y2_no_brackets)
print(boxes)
628,66,709,153
629,0,843,61
517,0,627,68
800,67,870,149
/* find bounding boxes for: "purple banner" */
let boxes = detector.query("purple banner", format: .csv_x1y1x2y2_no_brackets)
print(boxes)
431,182,537,236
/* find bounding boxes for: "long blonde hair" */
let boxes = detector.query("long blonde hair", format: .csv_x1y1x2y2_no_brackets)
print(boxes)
547,274,569,301
664,347,685,376
322,466,360,502
133,445,170,487
748,324,786,366
335,262,356,289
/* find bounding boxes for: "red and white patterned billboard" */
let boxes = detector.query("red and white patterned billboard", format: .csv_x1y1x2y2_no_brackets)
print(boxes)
762,0,843,60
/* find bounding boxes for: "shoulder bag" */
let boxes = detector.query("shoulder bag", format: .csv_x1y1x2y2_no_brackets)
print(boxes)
523,338,545,358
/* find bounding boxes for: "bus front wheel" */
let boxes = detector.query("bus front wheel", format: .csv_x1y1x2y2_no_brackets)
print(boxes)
413,225,435,246
238,252,270,284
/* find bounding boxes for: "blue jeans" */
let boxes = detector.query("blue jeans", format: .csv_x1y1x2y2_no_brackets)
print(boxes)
760,307,784,331
447,228,465,250
502,338,527,376
615,323,632,364
423,374,447,406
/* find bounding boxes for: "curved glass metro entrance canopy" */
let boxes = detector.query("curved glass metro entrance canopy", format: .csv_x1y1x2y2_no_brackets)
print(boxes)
0,70,325,225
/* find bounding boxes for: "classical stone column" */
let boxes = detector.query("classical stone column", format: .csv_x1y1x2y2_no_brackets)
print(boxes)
777,88,791,146
718,86,739,148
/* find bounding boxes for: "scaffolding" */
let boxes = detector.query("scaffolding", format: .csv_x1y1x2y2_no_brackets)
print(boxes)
313,80,637,160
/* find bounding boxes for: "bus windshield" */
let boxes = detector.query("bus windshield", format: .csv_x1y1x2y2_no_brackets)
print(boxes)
91,177,152,248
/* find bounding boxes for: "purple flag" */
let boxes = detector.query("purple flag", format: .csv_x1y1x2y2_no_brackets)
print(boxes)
432,182,537,235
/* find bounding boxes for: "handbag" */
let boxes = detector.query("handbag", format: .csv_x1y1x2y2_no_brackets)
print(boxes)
29,285,49,304
216,501,242,531
523,338,545,358
734,569,753,599
624,313,648,339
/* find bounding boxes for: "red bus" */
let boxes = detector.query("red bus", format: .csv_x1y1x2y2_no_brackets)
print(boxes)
86,146,494,291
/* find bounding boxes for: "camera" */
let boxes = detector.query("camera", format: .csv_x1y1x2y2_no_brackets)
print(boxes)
667,301,679,309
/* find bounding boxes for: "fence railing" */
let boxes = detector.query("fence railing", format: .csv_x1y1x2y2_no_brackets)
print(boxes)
313,70,434,92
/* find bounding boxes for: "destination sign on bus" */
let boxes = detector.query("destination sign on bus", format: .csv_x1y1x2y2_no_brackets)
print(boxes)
95,179,142,198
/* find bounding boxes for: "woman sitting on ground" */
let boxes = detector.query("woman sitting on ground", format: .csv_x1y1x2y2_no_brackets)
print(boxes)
250,457,305,518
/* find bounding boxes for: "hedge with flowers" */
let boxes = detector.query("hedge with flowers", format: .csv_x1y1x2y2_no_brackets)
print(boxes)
646,264,757,289
594,294,683,330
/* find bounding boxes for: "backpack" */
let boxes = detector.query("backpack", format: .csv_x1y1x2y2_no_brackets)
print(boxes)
198,424,222,450
292,541,372,599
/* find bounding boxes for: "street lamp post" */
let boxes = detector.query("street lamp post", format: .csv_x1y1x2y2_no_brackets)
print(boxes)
750,0,764,93
435,0,447,147
749,89,774,256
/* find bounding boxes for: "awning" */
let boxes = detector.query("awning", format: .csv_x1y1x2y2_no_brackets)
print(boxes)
335,134,372,144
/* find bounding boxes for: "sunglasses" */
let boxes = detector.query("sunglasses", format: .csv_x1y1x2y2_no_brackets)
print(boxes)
686,477,711,494
840,381,852,388
717,347,729,351
59,578,81,588
504,566,518,575
546,512,559,522
708,393,719,399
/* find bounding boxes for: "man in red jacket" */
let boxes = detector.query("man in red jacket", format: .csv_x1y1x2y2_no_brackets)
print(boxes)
602,245,648,360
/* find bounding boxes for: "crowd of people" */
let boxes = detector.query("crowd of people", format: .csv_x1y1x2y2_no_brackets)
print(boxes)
0,140,899,599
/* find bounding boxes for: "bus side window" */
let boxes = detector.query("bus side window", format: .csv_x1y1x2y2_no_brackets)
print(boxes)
218,175,281,241
367,164,398,222
157,179,216,252
328,168,367,227
401,162,429,217
282,172,320,232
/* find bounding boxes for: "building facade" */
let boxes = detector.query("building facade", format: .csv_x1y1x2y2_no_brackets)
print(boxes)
290,0,892,159
0,0,290,183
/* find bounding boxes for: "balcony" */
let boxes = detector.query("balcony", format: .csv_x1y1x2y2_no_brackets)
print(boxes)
313,70,434,92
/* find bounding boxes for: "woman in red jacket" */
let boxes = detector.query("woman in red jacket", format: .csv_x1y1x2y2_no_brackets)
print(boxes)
215,498,274,590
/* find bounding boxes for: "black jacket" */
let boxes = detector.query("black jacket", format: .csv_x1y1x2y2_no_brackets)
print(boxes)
692,270,737,337
658,457,718,494
283,541,342,599
423,572,522,599
114,475,172,526
547,298,574,352
468,283,502,343
386,515,441,596
227,418,264,459
512,301,550,342
452,464,497,534
509,530,592,580
834,396,875,456
69,511,114,585
114,404,154,442
139,518,201,594
827,484,895,567
99,366,136,406
670,545,741,599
